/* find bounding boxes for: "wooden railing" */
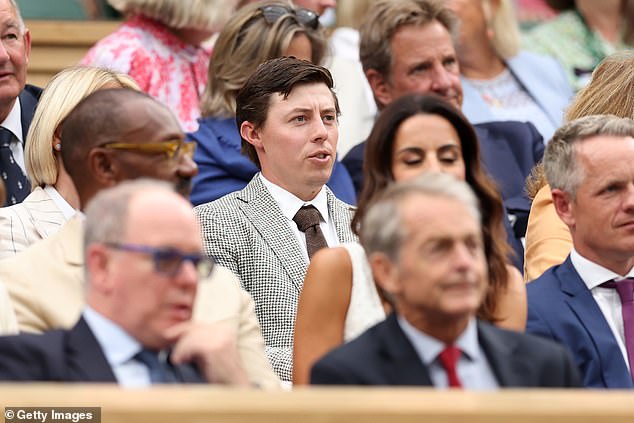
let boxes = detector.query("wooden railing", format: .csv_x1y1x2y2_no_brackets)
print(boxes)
25,20,120,87
1,385,633,423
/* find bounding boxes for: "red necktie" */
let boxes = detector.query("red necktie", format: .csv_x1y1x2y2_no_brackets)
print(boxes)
439,345,462,388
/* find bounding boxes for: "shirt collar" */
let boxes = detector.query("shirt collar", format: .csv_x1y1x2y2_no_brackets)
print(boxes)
259,173,330,225
82,306,142,367
1,98,23,144
43,185,76,220
397,315,480,364
570,248,634,290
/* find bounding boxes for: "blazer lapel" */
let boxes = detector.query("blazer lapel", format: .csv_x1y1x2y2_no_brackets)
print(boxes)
236,177,307,291
477,321,527,387
65,317,117,382
24,187,66,239
379,314,433,386
326,188,358,244
506,56,560,127
557,258,632,387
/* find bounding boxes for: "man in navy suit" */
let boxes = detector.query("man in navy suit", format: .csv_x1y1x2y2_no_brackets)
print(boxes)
0,0,41,205
0,180,252,386
311,173,580,387
341,0,545,268
527,115,634,389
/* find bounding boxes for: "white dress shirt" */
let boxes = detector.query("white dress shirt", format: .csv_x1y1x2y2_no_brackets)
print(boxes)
570,248,633,370
0,98,25,172
397,315,499,390
82,307,151,387
259,173,339,263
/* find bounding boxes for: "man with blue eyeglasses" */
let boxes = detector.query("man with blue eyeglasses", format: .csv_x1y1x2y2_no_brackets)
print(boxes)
0,180,255,385
0,89,279,387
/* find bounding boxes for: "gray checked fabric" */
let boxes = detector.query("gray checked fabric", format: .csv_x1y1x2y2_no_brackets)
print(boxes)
293,205,328,259
194,176,357,382
0,127,30,205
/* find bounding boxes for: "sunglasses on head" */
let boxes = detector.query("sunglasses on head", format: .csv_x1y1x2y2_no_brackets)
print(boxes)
258,4,320,30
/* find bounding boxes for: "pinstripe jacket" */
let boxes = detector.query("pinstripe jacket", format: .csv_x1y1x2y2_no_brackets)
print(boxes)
0,186,67,260
195,175,357,381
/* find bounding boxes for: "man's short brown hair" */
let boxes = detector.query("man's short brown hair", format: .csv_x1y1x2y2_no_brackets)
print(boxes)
359,0,458,79
236,56,340,169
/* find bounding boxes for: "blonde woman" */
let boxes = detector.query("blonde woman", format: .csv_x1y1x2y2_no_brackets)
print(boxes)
81,0,237,132
0,66,138,259
447,0,572,141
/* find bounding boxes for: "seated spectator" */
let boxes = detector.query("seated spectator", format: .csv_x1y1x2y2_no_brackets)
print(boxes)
0,180,253,386
0,66,138,260
527,115,634,389
81,0,236,132
448,0,572,141
524,51,634,281
189,0,356,206
310,173,581,388
0,88,279,388
195,57,357,382
0,282,16,334
293,94,525,384
342,0,546,269
523,0,634,91
0,0,41,206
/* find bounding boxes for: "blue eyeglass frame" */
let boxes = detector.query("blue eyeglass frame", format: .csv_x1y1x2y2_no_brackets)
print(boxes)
258,4,320,30
104,242,215,278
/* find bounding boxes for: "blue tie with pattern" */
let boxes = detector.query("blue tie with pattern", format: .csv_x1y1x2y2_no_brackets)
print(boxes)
134,349,179,384
0,127,30,205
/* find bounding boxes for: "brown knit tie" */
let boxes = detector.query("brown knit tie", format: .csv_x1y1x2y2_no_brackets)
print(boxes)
293,205,328,260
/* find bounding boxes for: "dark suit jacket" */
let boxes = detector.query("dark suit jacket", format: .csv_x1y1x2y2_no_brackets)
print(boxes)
19,84,42,141
527,257,634,388
311,314,581,387
0,317,203,383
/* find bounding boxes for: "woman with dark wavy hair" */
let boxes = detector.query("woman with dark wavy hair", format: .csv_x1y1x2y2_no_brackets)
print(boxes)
293,94,525,384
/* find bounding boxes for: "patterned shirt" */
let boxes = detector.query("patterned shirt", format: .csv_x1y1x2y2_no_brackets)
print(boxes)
522,10,631,92
81,15,211,132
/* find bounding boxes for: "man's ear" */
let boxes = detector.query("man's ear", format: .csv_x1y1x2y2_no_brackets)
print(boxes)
551,188,576,228
85,244,114,295
365,69,392,109
240,121,263,150
88,149,118,187
369,252,400,299
22,29,31,62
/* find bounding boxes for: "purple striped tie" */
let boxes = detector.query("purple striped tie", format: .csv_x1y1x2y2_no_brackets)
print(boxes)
602,278,634,382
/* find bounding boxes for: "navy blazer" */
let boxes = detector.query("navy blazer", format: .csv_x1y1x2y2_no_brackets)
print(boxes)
0,317,204,383
527,256,634,389
311,313,581,387
19,84,42,141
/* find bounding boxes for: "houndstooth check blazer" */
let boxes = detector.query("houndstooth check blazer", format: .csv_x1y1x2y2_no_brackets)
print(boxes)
194,175,357,382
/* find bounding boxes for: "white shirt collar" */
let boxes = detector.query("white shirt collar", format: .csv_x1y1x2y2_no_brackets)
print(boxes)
259,173,330,225
0,98,23,144
82,306,142,368
43,185,76,220
570,248,634,290
397,315,481,364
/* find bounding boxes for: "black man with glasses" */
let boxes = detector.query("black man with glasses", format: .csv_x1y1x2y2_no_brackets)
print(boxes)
0,89,280,387
0,180,254,385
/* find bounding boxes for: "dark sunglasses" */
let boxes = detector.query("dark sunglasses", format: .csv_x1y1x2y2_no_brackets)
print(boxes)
105,242,215,279
258,5,320,30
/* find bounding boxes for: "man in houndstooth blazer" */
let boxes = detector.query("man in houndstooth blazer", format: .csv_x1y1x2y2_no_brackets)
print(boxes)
195,58,357,382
